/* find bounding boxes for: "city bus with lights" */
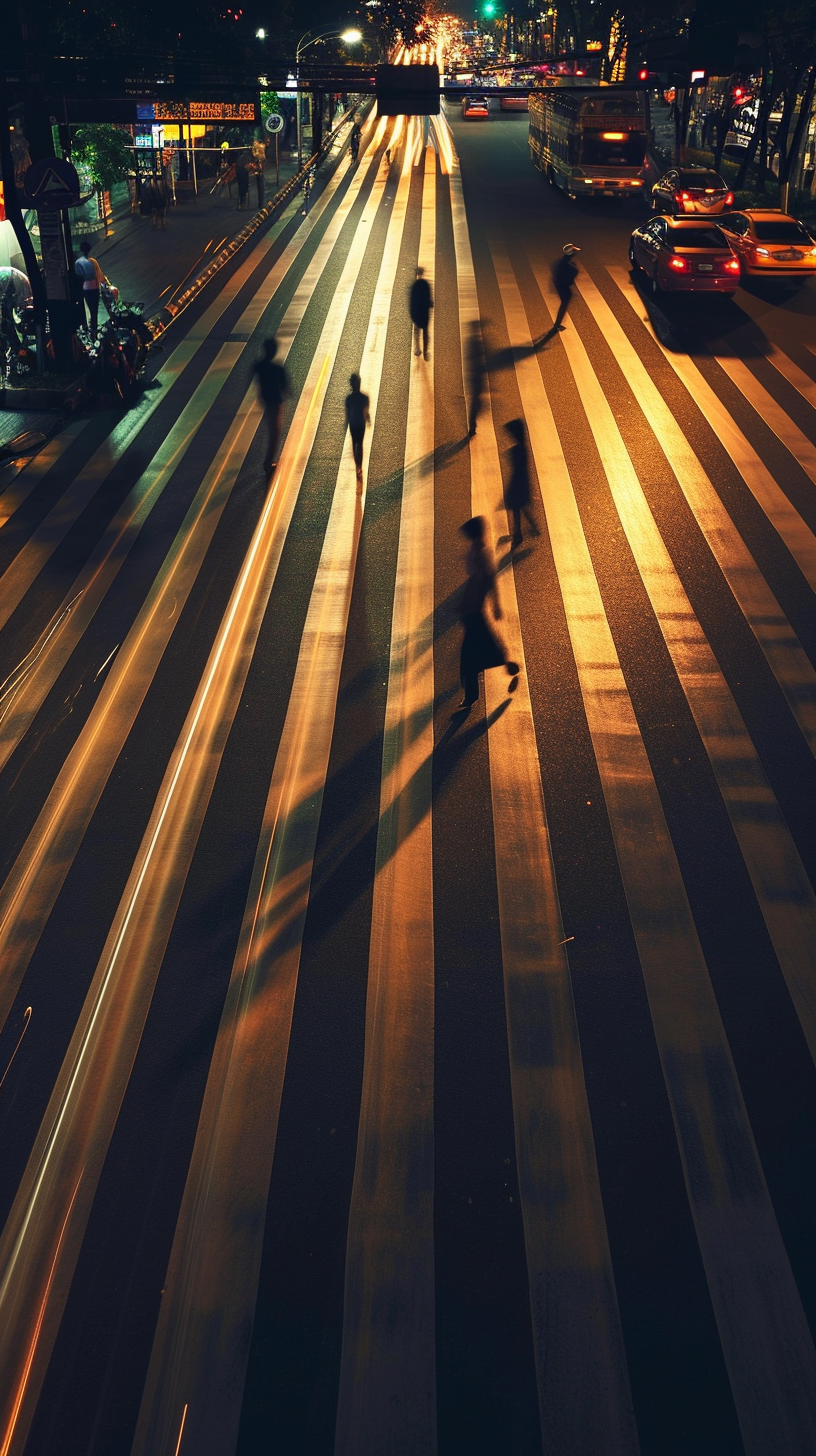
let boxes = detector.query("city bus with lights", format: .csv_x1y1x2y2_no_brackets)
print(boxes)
528,85,649,199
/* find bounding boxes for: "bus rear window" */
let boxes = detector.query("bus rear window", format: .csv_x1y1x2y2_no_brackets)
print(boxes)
580,134,646,166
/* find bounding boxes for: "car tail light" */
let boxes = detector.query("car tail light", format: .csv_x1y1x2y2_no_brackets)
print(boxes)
676,192,690,202
724,192,734,205
668,256,689,271
723,258,740,273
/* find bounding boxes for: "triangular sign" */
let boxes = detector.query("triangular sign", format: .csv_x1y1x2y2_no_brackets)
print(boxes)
34,168,70,195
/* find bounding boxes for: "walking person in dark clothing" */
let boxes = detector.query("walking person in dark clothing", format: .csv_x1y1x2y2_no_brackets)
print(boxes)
456,516,519,714
466,319,486,437
253,337,290,476
409,266,433,360
504,418,539,547
345,373,371,489
542,243,580,341
235,153,250,211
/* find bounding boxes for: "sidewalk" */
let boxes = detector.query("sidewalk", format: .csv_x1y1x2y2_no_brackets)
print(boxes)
91,146,303,319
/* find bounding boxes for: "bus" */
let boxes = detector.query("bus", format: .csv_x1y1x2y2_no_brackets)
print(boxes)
529,86,649,199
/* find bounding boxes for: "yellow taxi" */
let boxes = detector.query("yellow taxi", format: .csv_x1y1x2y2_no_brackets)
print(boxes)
717,210,816,279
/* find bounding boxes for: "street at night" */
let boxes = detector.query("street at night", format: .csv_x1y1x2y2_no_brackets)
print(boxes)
1,81,816,1456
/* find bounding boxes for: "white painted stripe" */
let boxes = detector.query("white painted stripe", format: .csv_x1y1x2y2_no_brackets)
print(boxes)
443,123,639,1452
0,134,391,777
765,343,816,412
0,420,88,531
533,257,816,1067
609,267,816,593
0,143,402,1456
575,274,816,759
708,351,816,486
130,126,416,1456
495,250,816,1456
335,135,437,1456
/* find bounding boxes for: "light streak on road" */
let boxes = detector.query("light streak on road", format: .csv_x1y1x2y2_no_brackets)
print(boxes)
0,122,402,1456
132,118,417,1456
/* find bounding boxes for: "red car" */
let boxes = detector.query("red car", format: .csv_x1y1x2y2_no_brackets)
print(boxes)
629,216,741,295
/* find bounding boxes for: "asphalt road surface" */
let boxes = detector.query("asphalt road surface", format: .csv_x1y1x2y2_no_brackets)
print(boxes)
1,104,815,1456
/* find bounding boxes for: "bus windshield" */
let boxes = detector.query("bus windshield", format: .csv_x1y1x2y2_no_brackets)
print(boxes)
580,133,646,167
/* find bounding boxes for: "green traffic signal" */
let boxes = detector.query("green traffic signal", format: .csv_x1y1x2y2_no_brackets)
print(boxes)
482,2,496,15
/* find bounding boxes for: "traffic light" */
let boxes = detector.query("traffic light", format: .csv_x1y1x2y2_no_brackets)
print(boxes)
732,83,752,104
638,67,648,81
482,2,497,16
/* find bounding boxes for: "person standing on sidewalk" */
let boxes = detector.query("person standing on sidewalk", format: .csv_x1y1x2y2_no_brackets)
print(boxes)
253,337,290,476
75,238,101,340
345,373,371,489
409,266,433,360
456,516,519,714
541,244,580,340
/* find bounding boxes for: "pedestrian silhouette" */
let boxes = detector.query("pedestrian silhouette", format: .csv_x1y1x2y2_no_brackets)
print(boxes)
409,266,433,360
302,169,312,215
235,153,250,211
456,516,519,714
541,243,580,341
253,337,290,476
504,418,539,547
466,319,486,436
350,122,361,163
345,372,371,489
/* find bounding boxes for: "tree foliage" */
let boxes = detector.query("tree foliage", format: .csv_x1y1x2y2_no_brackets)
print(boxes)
71,122,132,190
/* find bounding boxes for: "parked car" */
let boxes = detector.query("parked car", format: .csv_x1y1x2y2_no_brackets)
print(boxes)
629,216,741,295
717,210,816,279
651,167,734,216
500,94,529,111
462,95,491,120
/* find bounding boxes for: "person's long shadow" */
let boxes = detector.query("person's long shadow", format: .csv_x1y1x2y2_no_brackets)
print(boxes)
172,692,513,1073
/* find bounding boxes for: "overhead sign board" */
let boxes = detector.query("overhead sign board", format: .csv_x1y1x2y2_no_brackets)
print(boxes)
22,157,81,210
136,100,259,123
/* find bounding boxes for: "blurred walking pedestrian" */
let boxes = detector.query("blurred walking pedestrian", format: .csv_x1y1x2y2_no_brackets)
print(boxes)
252,137,266,207
253,336,290,476
466,319,486,436
409,266,433,360
541,243,580,340
345,372,371,489
301,168,312,215
504,418,539,547
349,122,361,163
456,516,519,714
75,238,101,340
235,153,250,211
150,174,168,230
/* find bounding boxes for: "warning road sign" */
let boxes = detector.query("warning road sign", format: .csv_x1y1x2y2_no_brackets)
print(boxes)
23,158,81,210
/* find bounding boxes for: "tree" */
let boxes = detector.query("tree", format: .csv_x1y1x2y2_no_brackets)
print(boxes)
71,123,132,232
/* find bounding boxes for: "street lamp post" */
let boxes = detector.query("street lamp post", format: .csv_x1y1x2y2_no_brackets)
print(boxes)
296,27,362,170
